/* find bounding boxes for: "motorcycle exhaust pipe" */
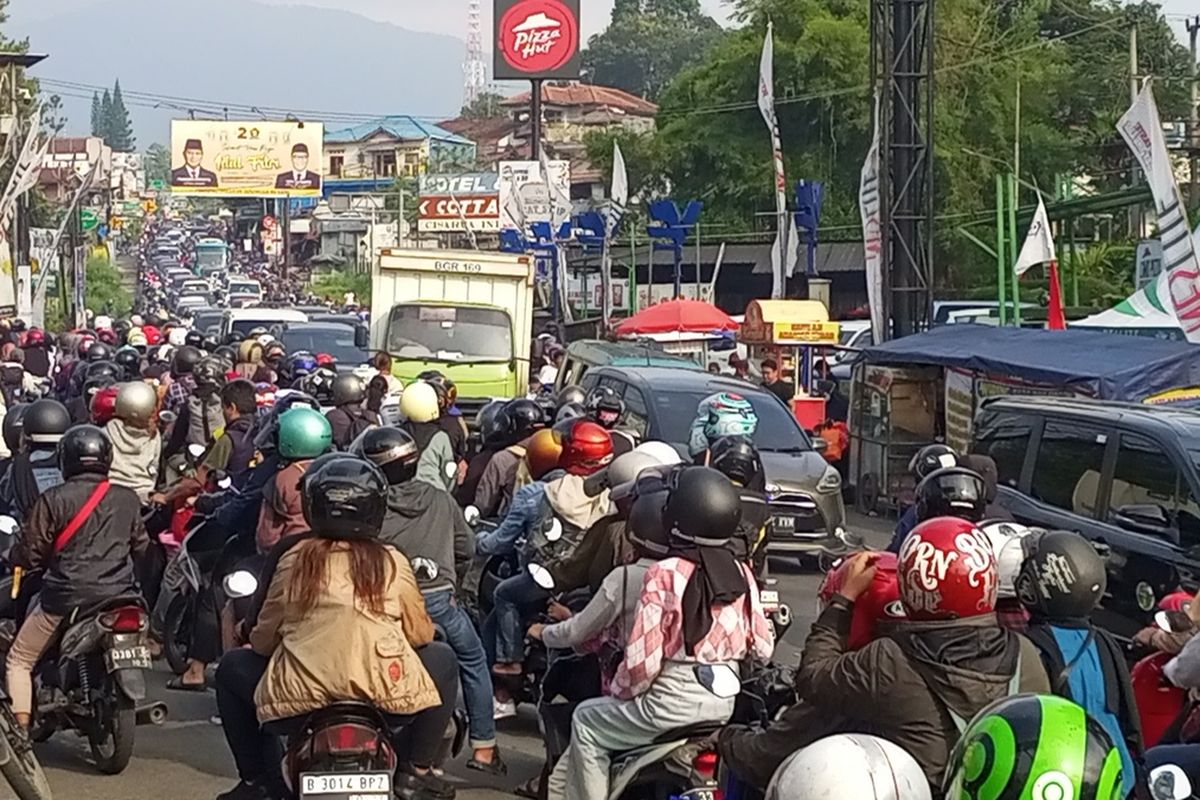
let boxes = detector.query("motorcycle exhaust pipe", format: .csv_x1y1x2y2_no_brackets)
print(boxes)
136,701,169,726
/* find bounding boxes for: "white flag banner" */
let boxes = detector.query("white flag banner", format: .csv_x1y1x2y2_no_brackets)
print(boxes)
758,20,789,298
1014,194,1056,276
538,148,572,231
606,141,628,239
1117,81,1200,338
859,92,885,343
785,214,800,278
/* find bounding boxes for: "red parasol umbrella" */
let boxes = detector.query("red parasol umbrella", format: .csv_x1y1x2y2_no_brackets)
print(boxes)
614,299,739,336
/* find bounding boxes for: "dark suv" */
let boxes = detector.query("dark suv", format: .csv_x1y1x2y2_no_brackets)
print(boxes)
971,396,1200,639
579,366,852,562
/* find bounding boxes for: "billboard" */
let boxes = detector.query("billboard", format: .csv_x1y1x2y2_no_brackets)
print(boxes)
494,0,581,80
418,172,500,233
169,120,324,197
498,160,570,230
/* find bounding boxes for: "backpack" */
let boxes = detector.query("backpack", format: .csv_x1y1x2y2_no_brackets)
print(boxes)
0,364,24,408
186,390,224,446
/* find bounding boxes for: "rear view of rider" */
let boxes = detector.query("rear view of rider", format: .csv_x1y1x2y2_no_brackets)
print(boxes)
325,373,377,450
106,381,162,503
709,435,771,573
688,392,758,465
257,406,332,553
886,462,984,553
400,381,456,492
885,443,958,552
3,398,71,521
6,424,150,728
474,398,544,517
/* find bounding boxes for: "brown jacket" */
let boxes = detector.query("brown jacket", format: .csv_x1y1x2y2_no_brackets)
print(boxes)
796,602,1050,786
256,460,311,552
251,539,440,722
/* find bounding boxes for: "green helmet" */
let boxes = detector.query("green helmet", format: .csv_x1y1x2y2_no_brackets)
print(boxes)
943,694,1124,800
276,407,333,460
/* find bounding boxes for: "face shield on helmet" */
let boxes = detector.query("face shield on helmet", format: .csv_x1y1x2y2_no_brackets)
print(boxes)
915,467,987,524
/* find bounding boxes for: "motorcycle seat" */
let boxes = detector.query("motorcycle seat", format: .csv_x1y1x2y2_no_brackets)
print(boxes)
650,721,723,745
74,593,148,619
299,702,391,732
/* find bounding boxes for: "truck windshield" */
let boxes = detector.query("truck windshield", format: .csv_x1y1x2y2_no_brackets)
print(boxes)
387,305,512,362
196,248,225,268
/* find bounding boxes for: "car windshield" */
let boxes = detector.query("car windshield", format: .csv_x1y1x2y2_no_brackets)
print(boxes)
280,328,366,366
230,282,259,295
196,249,225,268
231,318,296,336
386,305,512,362
193,311,223,332
653,388,811,451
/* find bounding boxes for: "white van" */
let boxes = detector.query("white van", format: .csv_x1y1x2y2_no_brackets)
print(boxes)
219,308,308,340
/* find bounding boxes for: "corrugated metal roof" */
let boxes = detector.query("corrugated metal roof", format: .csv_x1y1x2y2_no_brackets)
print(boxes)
324,116,475,146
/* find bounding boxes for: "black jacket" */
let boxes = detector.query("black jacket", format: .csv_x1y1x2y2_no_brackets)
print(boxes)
325,405,378,450
2,448,63,521
380,481,472,594
22,348,49,379
12,473,150,616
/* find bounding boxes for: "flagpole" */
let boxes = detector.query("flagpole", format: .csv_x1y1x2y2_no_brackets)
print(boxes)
1008,173,1021,326
995,175,1007,326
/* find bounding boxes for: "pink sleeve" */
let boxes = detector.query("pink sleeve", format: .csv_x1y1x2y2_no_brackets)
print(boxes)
746,564,776,661
611,564,677,700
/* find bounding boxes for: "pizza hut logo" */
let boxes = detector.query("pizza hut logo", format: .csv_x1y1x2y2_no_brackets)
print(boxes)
498,0,579,74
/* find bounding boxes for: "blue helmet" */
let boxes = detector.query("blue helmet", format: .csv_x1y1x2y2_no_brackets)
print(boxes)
689,392,758,457
286,351,318,380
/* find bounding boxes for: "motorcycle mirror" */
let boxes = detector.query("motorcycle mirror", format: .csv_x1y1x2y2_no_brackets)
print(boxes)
545,518,563,543
1156,610,1194,634
217,476,233,490
160,409,178,425
463,506,481,526
186,442,206,461
527,563,555,591
223,570,259,599
444,462,458,479
695,663,742,699
0,516,18,536
1149,764,1192,800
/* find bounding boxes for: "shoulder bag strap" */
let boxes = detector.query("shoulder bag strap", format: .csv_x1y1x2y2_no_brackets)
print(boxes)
53,480,111,555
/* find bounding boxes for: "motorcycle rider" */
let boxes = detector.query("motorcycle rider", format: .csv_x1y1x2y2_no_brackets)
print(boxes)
885,463,987,554
21,328,51,380
213,455,460,800
160,344,201,428
166,354,227,457
325,373,378,449
474,398,544,517
796,518,1051,787
546,466,774,800
1,398,71,521
585,386,636,455
1018,529,1142,794
105,381,163,503
356,427,505,776
885,443,958,552
257,406,332,553
400,381,456,492
6,424,150,729
455,399,505,508
708,435,771,572
688,392,758,464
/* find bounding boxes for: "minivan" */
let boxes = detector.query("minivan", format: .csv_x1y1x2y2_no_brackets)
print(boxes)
971,395,1200,639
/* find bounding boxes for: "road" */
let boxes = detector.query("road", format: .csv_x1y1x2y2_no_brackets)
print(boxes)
3,511,894,800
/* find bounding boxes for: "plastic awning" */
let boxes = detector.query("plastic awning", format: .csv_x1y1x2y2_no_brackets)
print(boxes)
859,324,1200,400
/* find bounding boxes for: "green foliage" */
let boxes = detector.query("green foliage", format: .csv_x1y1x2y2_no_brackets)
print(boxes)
144,143,170,186
84,255,132,317
90,92,102,137
107,80,135,151
583,128,666,200
310,269,372,305
460,92,506,119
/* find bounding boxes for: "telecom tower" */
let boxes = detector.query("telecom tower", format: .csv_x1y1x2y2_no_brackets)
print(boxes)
463,0,487,106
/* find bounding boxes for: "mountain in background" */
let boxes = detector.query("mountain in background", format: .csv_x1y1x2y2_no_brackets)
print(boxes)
9,0,472,144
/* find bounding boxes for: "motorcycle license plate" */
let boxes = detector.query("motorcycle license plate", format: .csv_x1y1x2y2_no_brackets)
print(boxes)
678,790,718,800
760,590,779,605
300,772,391,799
104,646,151,672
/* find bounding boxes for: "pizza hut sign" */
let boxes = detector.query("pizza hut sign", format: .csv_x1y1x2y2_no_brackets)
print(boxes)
494,0,581,80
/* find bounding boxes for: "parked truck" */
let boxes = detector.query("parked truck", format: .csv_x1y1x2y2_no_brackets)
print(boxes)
370,248,535,416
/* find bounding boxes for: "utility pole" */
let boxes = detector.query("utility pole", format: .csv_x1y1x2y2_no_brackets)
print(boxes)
1188,15,1199,208
1130,24,1142,236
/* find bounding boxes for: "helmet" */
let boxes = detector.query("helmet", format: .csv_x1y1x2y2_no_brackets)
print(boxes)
24,329,46,348
331,374,366,406
556,385,586,408
475,400,506,447
172,345,202,376
420,372,457,410
663,466,742,544
301,454,389,540
709,435,762,488
184,329,205,348
167,327,188,347
350,426,419,486
533,394,557,427
114,381,159,427
909,443,958,480
898,517,997,621
86,341,114,363
58,424,113,479
979,521,1034,600
82,361,121,396
126,327,148,348
558,419,613,476
818,552,904,649
495,398,544,446
263,341,286,363
586,386,626,429
202,334,221,353
915,466,987,523
633,440,684,466
554,402,585,425
142,325,162,345
690,392,757,457
943,694,1124,800
768,734,931,800
114,347,142,380
253,392,322,451
286,352,318,380
215,345,237,364
399,381,439,423
3,404,28,453
193,356,228,389
94,315,112,331
24,399,71,446
628,479,672,556
90,385,120,425
524,428,564,480
247,326,269,339
238,339,264,364
315,352,336,367
1016,530,1107,618
75,335,96,359
96,328,117,346
276,407,333,460
586,450,661,500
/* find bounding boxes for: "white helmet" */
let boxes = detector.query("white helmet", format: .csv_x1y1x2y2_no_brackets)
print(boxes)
114,381,159,426
766,735,930,800
168,327,188,347
980,520,1034,600
398,381,439,423
632,440,683,466
94,315,113,331
130,314,144,327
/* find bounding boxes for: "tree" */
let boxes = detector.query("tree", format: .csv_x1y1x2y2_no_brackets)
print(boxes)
106,80,135,151
99,89,113,142
143,143,170,186
90,92,102,137
460,91,505,119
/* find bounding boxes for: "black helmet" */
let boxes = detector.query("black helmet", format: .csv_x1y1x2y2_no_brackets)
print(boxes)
628,483,672,557
214,345,237,363
301,367,337,405
86,341,114,363
909,443,957,481
331,374,366,406
533,394,557,427
301,453,389,539
59,424,113,479
114,348,142,381
172,345,202,377
3,404,28,453
587,386,626,429
83,365,118,399
1016,530,1107,618
350,426,419,486
24,399,71,447
709,435,762,488
193,356,228,389
915,466,987,523
184,329,205,348
475,400,506,447
556,385,586,408
663,466,742,544
202,334,221,353
496,398,544,446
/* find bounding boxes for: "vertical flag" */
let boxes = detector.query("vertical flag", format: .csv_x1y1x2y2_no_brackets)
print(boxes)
758,21,789,299
602,141,628,326
538,149,573,322
1013,194,1066,330
1118,81,1200,339
859,92,885,343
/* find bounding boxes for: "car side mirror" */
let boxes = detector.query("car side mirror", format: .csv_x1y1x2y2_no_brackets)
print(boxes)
354,326,370,349
811,436,829,453
1112,504,1177,542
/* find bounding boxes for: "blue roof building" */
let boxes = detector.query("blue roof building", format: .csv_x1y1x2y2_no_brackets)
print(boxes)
322,115,476,194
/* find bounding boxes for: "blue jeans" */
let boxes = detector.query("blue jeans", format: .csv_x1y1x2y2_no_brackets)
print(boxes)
423,589,496,750
489,572,550,664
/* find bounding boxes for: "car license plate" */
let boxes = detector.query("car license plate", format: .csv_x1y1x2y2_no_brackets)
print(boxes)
300,772,391,798
679,789,718,800
104,646,151,672
772,516,795,531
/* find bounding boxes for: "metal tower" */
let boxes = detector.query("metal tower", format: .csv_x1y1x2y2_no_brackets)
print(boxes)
871,0,935,338
464,0,487,107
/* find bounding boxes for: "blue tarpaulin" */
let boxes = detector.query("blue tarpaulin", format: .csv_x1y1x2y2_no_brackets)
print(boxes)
859,324,1200,400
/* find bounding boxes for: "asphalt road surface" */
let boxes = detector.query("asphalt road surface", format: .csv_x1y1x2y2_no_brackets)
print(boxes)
2,511,894,800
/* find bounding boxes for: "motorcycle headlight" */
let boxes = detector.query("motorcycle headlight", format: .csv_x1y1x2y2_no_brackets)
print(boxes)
816,467,841,494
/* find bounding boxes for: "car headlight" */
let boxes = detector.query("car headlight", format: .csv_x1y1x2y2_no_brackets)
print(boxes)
816,467,841,494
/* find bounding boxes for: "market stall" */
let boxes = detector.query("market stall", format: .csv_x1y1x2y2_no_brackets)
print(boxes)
614,298,739,365
738,299,840,428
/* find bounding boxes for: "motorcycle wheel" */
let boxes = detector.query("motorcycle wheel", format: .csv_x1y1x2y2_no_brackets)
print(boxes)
163,594,194,676
0,704,52,800
88,694,135,775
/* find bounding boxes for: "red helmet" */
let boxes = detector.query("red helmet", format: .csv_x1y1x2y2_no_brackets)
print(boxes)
898,517,997,621
819,551,905,649
90,385,119,425
1160,591,1193,614
1132,652,1186,747
76,334,96,358
142,325,162,346
97,328,118,346
24,328,45,348
316,352,336,367
558,420,614,476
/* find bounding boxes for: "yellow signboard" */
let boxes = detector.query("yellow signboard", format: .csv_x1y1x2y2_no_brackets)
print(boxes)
170,120,324,197
774,321,841,345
